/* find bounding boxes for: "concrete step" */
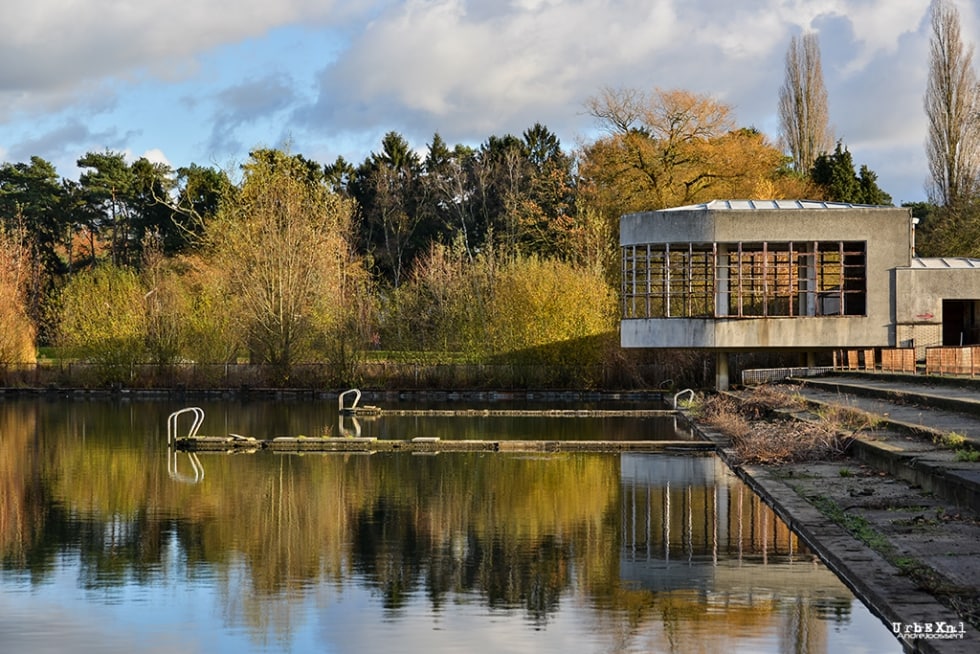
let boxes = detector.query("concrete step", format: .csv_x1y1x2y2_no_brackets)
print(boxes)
795,373,980,420
780,377,980,513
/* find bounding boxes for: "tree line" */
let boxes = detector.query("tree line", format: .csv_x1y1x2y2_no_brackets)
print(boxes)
8,3,976,385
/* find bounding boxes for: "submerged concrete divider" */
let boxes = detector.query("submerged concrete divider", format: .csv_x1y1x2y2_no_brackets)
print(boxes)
176,436,716,454
357,408,678,417
169,406,698,454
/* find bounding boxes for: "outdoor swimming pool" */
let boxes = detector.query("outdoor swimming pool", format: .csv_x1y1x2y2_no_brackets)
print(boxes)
0,397,902,652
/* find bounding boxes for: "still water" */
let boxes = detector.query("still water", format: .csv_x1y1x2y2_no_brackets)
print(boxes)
0,397,902,653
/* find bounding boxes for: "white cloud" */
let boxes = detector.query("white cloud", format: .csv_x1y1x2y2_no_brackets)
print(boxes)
0,0,356,118
141,148,171,166
3,0,980,201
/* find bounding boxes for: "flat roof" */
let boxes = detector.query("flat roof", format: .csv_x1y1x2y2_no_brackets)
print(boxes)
910,257,980,269
661,199,889,211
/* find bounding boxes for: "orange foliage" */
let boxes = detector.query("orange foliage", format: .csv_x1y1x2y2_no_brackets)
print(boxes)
581,88,814,214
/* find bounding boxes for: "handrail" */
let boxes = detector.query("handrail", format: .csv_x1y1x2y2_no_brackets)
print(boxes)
167,407,205,446
167,446,205,483
339,389,361,414
338,414,362,438
672,389,695,409
166,407,206,483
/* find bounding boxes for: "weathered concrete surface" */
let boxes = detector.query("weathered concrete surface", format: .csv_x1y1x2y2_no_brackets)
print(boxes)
753,460,980,654
370,408,677,417
697,374,980,653
795,374,980,430
792,375,980,514
620,204,911,350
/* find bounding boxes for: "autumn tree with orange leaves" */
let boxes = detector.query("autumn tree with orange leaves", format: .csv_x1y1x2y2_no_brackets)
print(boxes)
576,88,809,280
0,223,36,364
581,88,805,216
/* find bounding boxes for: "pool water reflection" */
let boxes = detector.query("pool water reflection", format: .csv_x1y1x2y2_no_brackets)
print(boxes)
0,398,901,652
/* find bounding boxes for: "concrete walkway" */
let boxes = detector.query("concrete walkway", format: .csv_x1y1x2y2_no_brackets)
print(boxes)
793,374,980,441
793,375,980,513
697,373,980,653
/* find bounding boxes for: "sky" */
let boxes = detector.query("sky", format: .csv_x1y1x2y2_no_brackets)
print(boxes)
2,0,979,205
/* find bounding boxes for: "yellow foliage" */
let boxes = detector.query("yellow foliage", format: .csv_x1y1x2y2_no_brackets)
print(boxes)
58,264,146,375
0,309,35,364
392,248,617,373
205,150,368,372
486,256,616,365
169,254,244,364
141,247,195,365
201,150,366,375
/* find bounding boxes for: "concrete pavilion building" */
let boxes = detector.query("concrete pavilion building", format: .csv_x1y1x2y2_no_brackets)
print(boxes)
619,200,980,389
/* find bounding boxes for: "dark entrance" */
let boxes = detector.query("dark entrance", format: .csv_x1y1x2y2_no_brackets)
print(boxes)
942,299,980,345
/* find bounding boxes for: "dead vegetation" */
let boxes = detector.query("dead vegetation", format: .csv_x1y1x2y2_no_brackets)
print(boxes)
694,385,870,465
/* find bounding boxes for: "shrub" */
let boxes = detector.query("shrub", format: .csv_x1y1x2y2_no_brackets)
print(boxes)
57,264,146,383
177,255,244,364
816,404,880,433
485,256,617,367
936,431,967,449
698,386,853,464
386,249,618,384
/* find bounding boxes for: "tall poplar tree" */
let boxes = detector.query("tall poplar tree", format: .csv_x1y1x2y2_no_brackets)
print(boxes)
778,32,834,175
924,0,980,211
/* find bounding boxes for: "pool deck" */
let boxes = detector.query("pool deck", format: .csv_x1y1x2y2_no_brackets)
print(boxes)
702,372,980,653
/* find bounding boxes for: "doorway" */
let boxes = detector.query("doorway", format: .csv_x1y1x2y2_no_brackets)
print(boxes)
942,299,980,345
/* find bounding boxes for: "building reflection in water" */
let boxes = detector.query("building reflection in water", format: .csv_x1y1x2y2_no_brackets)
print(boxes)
614,454,851,653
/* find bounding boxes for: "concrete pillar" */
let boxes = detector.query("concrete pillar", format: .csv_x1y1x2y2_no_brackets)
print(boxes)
801,242,817,316
716,351,730,391
716,245,729,317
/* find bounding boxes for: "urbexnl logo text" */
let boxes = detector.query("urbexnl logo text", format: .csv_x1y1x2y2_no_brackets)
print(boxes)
892,621,965,640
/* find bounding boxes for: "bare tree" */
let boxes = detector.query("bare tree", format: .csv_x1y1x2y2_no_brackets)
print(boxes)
207,149,366,378
925,0,980,210
586,86,647,134
778,32,834,175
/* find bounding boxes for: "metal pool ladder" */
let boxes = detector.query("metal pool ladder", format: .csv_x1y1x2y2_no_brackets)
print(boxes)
167,407,205,483
338,389,362,415
167,407,205,446
672,389,695,409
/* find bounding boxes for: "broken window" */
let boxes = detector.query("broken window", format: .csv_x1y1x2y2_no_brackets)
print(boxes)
622,241,866,318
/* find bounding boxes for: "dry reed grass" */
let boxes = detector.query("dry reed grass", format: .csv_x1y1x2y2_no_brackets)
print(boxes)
697,385,858,465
